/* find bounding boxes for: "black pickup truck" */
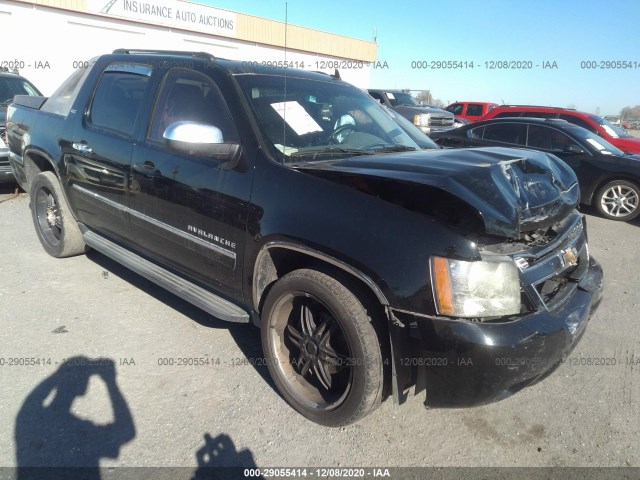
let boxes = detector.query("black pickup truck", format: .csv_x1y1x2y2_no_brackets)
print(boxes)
7,50,603,426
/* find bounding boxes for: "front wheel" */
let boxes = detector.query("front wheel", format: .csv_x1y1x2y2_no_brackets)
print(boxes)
594,179,640,221
29,171,88,257
261,269,384,426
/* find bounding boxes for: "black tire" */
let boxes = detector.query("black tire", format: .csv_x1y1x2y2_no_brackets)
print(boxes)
261,269,384,426
29,171,88,258
594,179,640,221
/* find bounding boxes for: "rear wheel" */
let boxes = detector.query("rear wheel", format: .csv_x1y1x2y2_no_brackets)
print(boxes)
29,171,88,257
594,180,640,221
261,269,384,426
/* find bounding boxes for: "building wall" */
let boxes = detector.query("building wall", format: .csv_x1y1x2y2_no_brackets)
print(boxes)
0,0,377,95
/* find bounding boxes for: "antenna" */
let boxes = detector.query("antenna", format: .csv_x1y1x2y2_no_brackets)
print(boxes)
282,1,288,160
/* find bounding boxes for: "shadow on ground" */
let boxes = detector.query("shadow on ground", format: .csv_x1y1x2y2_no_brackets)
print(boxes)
86,251,276,393
14,356,135,480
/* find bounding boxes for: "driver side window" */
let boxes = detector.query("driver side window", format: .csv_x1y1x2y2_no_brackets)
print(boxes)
148,69,238,144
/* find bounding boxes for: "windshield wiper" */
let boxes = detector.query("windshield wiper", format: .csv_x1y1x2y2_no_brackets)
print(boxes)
289,146,374,159
369,145,418,153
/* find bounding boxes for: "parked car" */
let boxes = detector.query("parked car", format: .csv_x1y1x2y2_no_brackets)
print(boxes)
432,117,640,221
7,50,603,426
367,89,455,135
0,71,42,183
445,101,499,122
480,105,640,154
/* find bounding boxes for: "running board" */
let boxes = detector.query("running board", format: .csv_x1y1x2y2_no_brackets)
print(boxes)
82,229,250,323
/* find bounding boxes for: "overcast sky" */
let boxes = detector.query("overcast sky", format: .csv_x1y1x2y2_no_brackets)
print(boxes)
200,0,640,116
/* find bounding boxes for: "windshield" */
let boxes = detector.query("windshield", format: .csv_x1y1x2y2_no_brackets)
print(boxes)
383,106,439,149
0,76,41,105
235,75,420,162
387,91,419,107
590,115,632,138
568,125,625,156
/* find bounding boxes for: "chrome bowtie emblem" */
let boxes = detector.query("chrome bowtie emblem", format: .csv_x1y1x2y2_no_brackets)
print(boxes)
561,247,579,268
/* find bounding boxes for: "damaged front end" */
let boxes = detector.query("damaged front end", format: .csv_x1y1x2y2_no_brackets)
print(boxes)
298,147,604,408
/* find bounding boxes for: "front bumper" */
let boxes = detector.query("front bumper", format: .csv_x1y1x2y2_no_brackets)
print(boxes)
1,133,15,183
0,153,15,184
418,125,456,135
403,256,603,408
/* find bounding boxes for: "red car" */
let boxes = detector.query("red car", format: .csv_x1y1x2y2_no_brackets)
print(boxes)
481,105,640,154
445,101,499,122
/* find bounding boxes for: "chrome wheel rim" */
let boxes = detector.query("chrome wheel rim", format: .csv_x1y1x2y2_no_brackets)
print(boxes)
600,184,639,218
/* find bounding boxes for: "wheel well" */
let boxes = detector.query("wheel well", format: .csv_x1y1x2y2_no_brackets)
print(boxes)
23,151,56,190
587,176,640,205
253,246,387,318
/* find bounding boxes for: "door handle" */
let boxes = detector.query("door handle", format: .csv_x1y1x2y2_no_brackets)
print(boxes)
72,142,93,155
133,161,158,178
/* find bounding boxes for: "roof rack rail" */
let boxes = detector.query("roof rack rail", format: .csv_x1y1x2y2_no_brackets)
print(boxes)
112,49,216,61
499,104,576,111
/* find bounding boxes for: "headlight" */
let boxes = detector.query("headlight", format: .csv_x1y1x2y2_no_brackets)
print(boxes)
413,113,430,127
430,256,521,318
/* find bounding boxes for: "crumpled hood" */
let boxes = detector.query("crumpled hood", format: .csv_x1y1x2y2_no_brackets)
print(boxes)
297,147,579,238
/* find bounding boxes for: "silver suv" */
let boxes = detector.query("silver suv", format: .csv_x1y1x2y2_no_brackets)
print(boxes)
368,89,455,135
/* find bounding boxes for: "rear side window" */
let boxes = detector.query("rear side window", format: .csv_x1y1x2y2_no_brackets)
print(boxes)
482,123,527,145
466,104,484,116
41,61,95,116
89,64,151,137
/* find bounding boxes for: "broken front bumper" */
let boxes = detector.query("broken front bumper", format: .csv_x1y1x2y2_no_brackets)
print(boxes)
408,256,603,408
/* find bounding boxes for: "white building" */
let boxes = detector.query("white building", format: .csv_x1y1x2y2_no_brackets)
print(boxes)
1,0,377,94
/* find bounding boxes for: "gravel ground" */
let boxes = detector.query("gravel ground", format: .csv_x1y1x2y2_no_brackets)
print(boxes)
0,186,639,478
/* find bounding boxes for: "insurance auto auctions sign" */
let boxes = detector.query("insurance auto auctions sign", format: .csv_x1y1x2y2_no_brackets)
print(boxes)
87,0,237,37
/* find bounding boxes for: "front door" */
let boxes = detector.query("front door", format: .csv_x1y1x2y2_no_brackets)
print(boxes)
129,68,252,299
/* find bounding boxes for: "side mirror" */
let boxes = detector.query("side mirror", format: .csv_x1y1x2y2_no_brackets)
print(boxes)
564,144,585,155
163,121,240,164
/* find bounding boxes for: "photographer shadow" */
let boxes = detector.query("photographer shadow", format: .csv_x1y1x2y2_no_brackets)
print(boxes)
191,433,264,480
14,356,135,480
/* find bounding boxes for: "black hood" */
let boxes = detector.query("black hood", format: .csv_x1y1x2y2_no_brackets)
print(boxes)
296,147,579,238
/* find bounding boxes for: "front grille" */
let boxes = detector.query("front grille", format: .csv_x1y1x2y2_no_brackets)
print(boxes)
534,273,578,309
514,214,588,311
0,125,5,142
429,117,454,127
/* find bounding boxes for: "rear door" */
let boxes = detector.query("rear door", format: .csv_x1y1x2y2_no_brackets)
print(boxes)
66,62,152,243
464,103,485,122
525,124,596,198
129,67,252,299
